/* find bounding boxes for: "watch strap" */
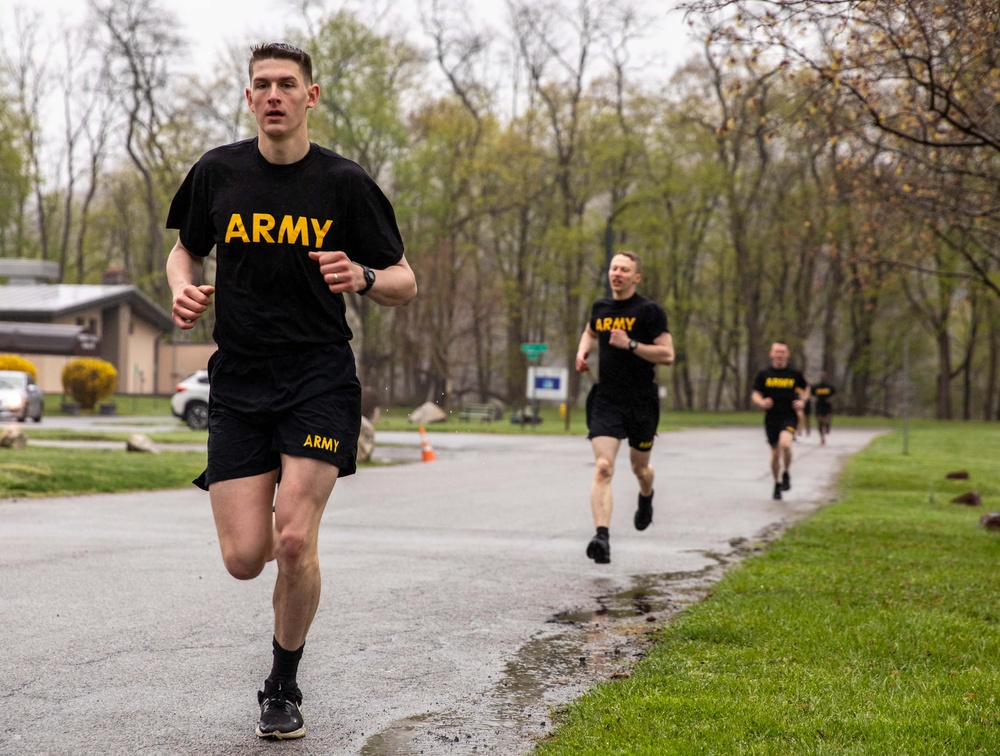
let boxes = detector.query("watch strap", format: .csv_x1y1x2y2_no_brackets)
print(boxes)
359,265,375,296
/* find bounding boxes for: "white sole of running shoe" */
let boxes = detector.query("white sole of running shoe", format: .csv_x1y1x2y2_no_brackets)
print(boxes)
256,724,306,739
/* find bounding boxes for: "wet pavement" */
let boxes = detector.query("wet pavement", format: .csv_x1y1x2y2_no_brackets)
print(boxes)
0,422,884,755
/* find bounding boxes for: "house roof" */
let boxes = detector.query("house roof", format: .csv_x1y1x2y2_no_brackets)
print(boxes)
0,321,100,355
0,285,175,332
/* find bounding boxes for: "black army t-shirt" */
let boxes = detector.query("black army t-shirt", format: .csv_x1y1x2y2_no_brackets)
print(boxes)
812,382,836,413
588,294,669,397
166,139,404,358
753,365,808,417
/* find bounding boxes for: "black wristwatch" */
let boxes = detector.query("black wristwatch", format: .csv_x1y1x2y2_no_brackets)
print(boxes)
358,265,376,296
628,339,638,351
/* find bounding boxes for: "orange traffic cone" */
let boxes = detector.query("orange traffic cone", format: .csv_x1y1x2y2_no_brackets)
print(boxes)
419,426,437,462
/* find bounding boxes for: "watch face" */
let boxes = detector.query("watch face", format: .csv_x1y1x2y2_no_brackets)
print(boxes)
360,265,376,295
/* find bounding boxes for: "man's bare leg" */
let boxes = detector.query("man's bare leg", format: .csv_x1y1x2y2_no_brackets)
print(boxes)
778,430,794,493
271,455,338,650
209,457,338,740
210,470,281,581
770,446,782,483
589,436,621,528
629,446,655,530
587,436,621,563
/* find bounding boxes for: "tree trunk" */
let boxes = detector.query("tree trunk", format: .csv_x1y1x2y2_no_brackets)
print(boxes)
935,328,952,420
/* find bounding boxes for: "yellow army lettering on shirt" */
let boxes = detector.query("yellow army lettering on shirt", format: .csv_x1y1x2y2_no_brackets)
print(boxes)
224,213,333,248
594,316,637,332
303,434,340,452
764,377,797,389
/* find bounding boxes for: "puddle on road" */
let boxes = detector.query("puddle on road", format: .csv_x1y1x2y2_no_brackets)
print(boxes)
360,532,778,754
359,563,738,755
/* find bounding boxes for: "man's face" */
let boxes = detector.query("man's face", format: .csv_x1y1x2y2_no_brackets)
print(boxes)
769,342,790,369
246,58,319,140
608,255,640,296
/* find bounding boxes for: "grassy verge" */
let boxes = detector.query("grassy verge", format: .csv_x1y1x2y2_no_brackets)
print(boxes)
537,422,1000,755
373,407,891,435
0,447,206,498
23,427,207,445
42,393,175,416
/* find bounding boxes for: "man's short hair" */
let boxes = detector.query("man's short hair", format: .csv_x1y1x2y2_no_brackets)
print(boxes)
249,42,313,85
614,250,642,273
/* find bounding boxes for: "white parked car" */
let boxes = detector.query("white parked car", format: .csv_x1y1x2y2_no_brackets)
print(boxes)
0,370,44,422
171,369,210,430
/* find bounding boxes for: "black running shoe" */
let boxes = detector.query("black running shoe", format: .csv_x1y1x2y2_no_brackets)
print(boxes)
634,491,654,531
773,482,782,500
256,679,305,739
781,471,791,491
586,533,610,564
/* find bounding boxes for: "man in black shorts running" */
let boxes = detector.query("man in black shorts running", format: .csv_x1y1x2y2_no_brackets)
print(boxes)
165,42,417,740
575,252,674,564
811,373,836,445
751,341,809,500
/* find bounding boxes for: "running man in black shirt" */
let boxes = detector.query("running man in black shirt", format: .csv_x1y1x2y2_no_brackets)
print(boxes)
575,252,674,564
166,42,417,740
751,341,809,500
811,373,837,445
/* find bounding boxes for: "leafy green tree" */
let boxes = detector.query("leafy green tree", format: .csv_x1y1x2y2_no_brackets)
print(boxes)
296,11,422,396
0,99,29,258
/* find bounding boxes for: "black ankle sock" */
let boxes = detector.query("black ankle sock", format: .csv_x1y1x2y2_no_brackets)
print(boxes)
268,636,304,685
596,526,609,539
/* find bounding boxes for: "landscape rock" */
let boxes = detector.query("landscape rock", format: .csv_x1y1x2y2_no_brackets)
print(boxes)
409,401,447,425
945,470,970,480
357,416,375,463
950,491,981,506
126,434,159,454
0,426,27,449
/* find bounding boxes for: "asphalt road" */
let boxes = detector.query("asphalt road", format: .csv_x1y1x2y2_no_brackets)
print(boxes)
0,421,884,755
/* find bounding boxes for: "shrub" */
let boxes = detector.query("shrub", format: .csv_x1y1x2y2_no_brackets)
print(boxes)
62,358,118,410
0,354,38,379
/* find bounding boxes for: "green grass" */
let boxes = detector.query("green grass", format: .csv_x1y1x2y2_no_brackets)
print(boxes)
42,393,175,416
23,427,207,444
40,391,892,434
373,405,890,435
537,422,1000,755
0,447,206,498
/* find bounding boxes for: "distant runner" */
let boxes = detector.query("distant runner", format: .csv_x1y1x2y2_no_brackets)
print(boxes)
811,373,837,445
751,341,809,500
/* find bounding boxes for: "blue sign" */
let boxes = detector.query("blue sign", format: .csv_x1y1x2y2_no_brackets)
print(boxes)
526,367,568,400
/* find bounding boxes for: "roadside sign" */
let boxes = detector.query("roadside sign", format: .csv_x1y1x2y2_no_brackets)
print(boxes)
521,343,548,363
526,367,568,401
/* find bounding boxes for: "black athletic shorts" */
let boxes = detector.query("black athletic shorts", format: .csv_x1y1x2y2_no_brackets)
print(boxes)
815,402,833,417
585,383,659,451
764,412,798,447
193,344,362,491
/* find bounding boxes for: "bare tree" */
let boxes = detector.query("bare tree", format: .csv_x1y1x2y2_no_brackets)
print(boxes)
89,0,182,294
679,0,1000,298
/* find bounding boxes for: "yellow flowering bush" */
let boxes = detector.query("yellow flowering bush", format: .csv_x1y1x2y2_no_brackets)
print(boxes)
0,354,38,379
62,358,118,409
